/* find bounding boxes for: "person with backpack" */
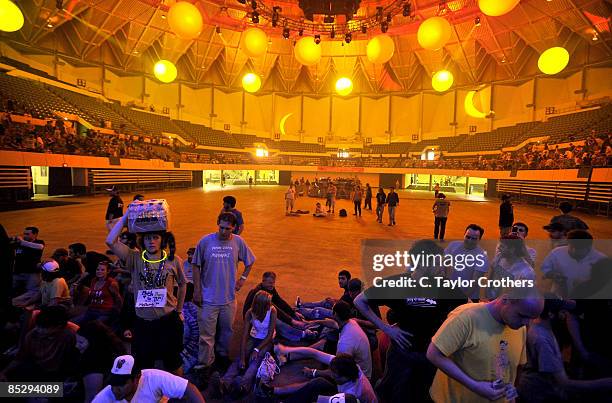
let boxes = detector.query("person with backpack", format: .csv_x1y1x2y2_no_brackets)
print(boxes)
219,290,277,397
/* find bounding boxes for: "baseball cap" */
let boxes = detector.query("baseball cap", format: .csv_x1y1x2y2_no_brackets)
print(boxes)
41,260,60,273
108,355,136,386
543,222,565,232
106,186,117,192
327,393,359,403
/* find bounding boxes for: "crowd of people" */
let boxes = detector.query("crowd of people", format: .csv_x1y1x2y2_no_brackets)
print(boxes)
0,113,174,161
3,106,610,170
2,182,611,403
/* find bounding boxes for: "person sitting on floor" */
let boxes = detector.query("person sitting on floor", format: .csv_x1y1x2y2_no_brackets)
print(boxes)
219,290,277,398
313,202,327,217
243,272,317,342
264,351,377,403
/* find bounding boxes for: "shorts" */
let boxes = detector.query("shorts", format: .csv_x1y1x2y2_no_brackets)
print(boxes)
133,310,183,371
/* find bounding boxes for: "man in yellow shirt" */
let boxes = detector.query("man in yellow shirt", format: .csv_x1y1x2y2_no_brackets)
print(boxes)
426,294,544,402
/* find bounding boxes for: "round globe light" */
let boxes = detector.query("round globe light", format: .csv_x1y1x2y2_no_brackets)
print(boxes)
335,77,353,96
366,35,395,64
538,47,570,75
478,0,521,17
242,73,262,93
154,60,178,83
417,16,452,51
294,37,322,66
0,0,24,32
242,27,268,58
432,70,454,92
167,1,203,40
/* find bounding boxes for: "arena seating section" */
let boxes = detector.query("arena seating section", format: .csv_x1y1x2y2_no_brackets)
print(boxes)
1,71,611,168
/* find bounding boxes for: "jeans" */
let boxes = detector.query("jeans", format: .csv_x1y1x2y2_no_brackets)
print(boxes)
12,273,40,297
388,205,397,224
364,197,372,210
274,319,305,342
376,342,436,403
297,307,333,320
434,217,448,240
197,300,237,367
376,203,385,222
353,200,362,216
285,378,337,403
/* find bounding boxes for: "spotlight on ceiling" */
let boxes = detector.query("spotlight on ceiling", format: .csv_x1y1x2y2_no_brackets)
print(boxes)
324,15,334,24
474,16,481,26
592,32,599,41
216,26,221,34
361,25,367,34
345,32,352,44
330,28,335,39
314,34,321,44
161,14,166,19
381,21,389,33
298,28,304,36
403,3,411,17
251,11,259,23
282,27,290,39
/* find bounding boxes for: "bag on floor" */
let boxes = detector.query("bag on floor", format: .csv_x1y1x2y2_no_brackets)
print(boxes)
256,352,280,385
339,209,347,217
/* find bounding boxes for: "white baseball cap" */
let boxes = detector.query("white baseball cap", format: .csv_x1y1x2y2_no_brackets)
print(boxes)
328,393,359,403
41,260,60,273
108,355,135,386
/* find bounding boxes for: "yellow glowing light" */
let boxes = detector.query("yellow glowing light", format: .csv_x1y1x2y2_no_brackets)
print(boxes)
335,77,353,96
366,34,395,64
478,0,520,17
154,60,178,83
294,37,322,66
417,16,452,51
255,148,268,157
279,113,293,136
167,1,203,40
464,90,488,119
538,47,570,75
432,70,454,92
0,0,24,32
242,27,268,57
242,73,262,93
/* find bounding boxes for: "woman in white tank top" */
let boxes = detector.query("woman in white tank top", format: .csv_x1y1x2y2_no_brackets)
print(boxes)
220,290,277,397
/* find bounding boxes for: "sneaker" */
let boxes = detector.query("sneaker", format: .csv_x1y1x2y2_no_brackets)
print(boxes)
302,329,319,340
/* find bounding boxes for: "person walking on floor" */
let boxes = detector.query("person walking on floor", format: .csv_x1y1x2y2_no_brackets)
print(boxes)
432,193,450,241
375,187,386,223
364,184,373,211
352,186,363,217
285,185,296,215
387,187,399,226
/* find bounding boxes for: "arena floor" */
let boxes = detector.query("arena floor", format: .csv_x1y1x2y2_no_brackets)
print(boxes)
3,185,612,305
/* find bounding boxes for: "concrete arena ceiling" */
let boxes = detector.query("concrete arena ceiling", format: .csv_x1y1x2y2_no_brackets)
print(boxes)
2,0,611,94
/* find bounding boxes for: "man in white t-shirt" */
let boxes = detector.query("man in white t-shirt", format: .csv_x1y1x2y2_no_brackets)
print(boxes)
92,355,205,403
333,300,372,378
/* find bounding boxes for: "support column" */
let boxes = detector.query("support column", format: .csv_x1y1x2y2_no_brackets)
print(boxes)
465,177,470,195
429,174,433,191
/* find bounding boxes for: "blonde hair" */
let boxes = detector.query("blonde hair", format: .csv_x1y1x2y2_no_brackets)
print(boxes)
251,290,272,322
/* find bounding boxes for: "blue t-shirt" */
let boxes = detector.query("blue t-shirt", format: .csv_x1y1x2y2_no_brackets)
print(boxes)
193,233,256,305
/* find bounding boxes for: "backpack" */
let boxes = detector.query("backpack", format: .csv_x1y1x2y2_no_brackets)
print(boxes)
339,209,347,217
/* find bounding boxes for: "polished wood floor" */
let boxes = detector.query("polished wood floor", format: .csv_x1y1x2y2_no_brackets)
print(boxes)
3,185,612,305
